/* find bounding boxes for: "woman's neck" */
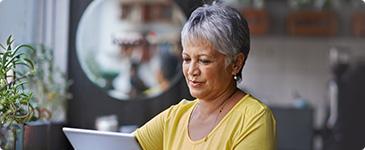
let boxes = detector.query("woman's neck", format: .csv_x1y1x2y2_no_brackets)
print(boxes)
196,86,239,117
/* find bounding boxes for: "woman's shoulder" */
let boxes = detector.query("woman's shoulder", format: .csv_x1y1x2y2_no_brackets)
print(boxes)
164,99,197,119
234,94,273,117
174,99,197,109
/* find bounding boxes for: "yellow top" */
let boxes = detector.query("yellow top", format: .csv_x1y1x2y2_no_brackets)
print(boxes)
135,94,276,150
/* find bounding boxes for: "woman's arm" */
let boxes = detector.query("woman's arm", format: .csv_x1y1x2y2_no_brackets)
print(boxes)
135,107,173,150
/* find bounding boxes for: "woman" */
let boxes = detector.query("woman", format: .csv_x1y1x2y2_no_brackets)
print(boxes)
135,2,276,150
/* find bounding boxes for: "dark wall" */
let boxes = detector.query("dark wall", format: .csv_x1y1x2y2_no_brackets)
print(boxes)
66,0,198,129
336,63,365,150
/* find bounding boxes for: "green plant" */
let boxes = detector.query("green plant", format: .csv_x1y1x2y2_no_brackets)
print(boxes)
0,35,35,126
27,44,72,122
0,35,36,149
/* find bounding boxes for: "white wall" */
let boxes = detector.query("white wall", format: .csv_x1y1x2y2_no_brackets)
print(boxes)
0,0,69,73
0,0,36,44
240,37,365,126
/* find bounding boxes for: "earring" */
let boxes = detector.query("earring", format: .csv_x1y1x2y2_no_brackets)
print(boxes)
234,75,238,80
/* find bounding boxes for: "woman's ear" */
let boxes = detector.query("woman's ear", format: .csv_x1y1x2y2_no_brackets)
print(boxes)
232,53,245,75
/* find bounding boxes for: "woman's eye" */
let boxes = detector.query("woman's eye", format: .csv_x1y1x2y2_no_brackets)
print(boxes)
199,59,211,64
182,58,191,63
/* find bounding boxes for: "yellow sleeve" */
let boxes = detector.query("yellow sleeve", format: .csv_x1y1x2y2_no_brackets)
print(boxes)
234,108,277,150
135,107,172,150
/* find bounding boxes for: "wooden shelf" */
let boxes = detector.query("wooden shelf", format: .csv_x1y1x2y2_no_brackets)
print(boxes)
352,11,365,37
241,9,269,36
287,10,338,36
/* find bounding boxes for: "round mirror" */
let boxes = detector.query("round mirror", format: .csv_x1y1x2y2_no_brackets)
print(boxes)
77,0,186,100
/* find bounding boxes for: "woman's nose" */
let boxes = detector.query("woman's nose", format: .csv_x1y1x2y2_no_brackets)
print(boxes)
187,62,199,76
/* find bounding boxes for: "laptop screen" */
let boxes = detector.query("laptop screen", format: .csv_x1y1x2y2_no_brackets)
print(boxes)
63,127,141,150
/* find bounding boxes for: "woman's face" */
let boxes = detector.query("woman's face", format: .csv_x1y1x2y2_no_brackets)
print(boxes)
182,41,235,100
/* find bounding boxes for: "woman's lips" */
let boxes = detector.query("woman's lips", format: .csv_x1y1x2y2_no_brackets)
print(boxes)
188,80,204,88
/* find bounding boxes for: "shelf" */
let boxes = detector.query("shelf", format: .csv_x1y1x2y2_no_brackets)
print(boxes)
235,1,365,37
286,10,338,36
252,35,365,41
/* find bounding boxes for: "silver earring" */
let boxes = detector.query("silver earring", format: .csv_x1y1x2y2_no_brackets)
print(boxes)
234,75,238,80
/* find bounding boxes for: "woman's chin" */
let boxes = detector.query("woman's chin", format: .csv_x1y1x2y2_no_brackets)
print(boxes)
188,89,206,99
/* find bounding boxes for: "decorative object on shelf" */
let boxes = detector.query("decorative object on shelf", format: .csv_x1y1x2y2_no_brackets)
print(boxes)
237,0,265,9
119,0,173,23
288,0,341,10
314,0,341,10
0,35,36,150
288,0,314,10
252,0,265,9
237,0,252,7
27,44,72,122
350,0,365,8
351,11,365,37
287,10,338,36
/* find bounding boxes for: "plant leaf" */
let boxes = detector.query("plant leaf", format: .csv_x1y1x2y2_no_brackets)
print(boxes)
23,58,35,70
1,50,10,68
0,44,6,50
6,35,14,46
4,53,23,68
13,44,35,55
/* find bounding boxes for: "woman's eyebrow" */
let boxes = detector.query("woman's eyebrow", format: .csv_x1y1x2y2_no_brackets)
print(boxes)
181,52,189,56
197,54,210,57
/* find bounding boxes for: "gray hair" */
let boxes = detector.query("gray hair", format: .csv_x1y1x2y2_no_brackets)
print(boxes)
181,2,250,80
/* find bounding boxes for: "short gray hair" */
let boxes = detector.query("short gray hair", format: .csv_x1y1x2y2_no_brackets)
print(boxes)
181,2,250,80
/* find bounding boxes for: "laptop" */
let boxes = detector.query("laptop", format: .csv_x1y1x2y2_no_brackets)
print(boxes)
63,127,141,150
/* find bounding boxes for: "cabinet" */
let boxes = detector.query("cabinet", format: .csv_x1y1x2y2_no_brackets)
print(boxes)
237,0,365,37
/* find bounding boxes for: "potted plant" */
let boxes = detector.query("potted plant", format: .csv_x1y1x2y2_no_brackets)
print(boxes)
17,44,72,150
27,44,72,122
0,35,36,149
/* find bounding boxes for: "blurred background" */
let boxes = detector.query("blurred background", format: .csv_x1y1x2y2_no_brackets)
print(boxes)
1,0,365,149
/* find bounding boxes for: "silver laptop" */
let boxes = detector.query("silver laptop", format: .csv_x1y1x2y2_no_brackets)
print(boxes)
63,127,141,150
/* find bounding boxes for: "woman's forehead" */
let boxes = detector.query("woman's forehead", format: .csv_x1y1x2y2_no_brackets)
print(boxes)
183,41,213,51
182,42,226,58
183,37,211,47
